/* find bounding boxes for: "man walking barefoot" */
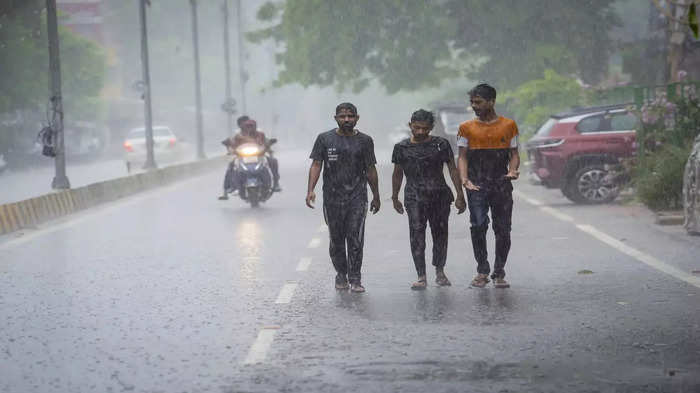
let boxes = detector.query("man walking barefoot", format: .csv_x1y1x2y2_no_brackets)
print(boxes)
306,103,380,293
457,84,520,289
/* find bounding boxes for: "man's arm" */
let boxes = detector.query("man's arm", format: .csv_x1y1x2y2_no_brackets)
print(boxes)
506,148,520,180
305,160,322,208
391,164,404,214
447,157,467,213
367,165,381,214
458,146,480,191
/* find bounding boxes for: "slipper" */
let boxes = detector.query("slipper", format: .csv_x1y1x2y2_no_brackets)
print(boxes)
435,273,452,287
411,277,427,290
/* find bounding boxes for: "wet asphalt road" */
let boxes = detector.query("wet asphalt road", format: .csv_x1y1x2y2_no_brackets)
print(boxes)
1,150,699,393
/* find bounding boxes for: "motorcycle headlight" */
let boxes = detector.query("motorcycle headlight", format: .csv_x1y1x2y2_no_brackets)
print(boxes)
237,145,261,156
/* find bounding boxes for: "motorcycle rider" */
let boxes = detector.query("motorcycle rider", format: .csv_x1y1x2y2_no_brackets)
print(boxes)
219,117,281,200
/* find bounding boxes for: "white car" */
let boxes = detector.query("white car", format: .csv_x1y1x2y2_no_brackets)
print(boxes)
123,126,186,173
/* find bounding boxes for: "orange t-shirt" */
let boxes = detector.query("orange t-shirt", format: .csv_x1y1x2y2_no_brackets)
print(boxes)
457,116,518,150
456,116,519,185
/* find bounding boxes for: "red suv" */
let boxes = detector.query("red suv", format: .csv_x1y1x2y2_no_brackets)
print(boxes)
526,104,637,204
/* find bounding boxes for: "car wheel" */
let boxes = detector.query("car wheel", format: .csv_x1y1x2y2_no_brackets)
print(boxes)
567,164,619,204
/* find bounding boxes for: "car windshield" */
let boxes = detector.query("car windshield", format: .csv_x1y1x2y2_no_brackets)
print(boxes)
439,110,472,135
534,118,557,137
128,127,172,139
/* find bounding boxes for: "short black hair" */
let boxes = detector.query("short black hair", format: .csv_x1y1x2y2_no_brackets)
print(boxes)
410,109,435,126
335,102,357,115
469,83,497,101
236,115,249,127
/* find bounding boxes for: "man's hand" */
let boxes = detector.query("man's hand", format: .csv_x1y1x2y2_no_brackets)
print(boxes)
455,196,467,214
305,191,316,209
505,169,520,180
462,179,481,191
370,196,381,214
392,197,404,214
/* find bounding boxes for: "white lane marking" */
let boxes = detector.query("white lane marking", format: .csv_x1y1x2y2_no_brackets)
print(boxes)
540,206,574,222
0,179,196,252
513,190,543,206
243,327,279,365
516,190,700,289
577,224,700,289
275,282,298,304
296,257,312,272
307,237,321,248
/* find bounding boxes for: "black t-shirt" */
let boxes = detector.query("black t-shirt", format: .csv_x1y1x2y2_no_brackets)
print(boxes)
310,129,376,204
391,136,454,206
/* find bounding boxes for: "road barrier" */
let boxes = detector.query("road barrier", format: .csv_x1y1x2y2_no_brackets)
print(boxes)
0,155,227,236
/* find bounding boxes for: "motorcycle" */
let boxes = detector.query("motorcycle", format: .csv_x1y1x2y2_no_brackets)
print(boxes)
228,138,277,207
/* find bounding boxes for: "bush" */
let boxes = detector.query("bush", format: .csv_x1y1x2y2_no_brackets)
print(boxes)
635,145,692,211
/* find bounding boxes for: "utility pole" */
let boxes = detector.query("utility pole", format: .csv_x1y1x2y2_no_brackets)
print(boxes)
46,0,70,189
190,0,205,159
234,0,247,114
139,0,157,170
222,0,234,135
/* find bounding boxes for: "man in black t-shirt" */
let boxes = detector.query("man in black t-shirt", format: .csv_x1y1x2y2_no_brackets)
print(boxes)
392,109,466,290
306,102,380,293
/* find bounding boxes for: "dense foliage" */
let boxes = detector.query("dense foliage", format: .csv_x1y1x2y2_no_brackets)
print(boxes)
0,1,106,153
632,87,700,210
251,0,619,93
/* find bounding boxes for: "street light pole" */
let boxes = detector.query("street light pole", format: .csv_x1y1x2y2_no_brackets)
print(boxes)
190,0,205,159
234,0,247,114
139,0,157,170
222,0,233,135
46,0,70,189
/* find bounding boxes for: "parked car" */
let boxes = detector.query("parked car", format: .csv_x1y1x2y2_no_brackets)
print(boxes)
526,104,638,204
123,126,186,173
429,102,475,154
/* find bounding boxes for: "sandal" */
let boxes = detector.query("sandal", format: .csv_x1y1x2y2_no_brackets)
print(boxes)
470,274,490,288
411,276,427,290
435,271,451,287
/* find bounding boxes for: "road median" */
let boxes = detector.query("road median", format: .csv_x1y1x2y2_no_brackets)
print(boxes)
0,155,227,235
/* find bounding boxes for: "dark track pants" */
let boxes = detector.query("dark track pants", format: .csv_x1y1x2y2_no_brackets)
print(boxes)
466,187,513,279
268,156,280,186
323,199,368,284
406,201,451,276
223,163,235,193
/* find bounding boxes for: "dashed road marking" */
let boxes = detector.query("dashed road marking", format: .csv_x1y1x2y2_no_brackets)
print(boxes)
516,190,700,289
243,327,279,365
307,237,321,249
296,257,312,272
275,281,298,304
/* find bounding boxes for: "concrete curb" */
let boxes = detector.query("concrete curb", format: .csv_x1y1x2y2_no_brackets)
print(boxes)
654,210,685,226
0,155,227,235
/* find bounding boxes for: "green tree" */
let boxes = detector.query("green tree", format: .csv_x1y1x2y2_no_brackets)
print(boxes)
501,69,584,134
251,0,619,93
0,1,105,152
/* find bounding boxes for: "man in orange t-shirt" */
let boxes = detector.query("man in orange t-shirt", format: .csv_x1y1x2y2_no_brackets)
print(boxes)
457,83,520,289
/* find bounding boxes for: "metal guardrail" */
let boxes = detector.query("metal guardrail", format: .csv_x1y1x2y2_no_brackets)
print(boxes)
633,81,700,108
587,81,699,108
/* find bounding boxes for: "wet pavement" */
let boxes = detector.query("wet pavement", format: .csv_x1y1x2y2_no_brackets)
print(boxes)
1,151,699,392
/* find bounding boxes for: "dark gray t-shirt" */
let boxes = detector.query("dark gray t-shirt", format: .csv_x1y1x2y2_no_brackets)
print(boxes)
310,129,376,204
392,136,454,206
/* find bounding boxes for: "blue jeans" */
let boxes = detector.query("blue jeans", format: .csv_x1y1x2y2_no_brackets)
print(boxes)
466,184,513,278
